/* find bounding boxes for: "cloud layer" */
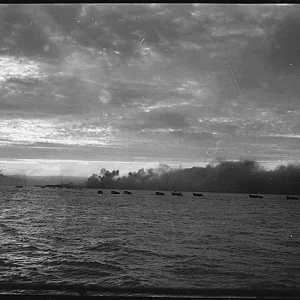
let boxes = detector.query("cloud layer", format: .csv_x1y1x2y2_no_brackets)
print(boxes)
0,4,300,174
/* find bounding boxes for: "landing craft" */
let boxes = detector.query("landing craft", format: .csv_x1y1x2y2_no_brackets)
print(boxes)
171,191,183,196
155,192,165,196
286,195,299,200
249,194,263,199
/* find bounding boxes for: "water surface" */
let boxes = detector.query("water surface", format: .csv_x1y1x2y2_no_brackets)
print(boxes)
0,187,299,293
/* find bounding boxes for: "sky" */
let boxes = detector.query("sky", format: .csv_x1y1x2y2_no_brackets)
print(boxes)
0,4,300,177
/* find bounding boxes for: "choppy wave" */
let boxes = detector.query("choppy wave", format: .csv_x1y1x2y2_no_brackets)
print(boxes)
83,239,128,252
0,187,299,293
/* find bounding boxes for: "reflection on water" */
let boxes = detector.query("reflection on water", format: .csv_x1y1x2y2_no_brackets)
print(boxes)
0,187,299,290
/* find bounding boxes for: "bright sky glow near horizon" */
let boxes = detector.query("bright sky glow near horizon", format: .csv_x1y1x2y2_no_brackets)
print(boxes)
0,4,300,177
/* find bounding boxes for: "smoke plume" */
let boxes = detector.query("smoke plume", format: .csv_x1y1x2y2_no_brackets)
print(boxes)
85,160,300,195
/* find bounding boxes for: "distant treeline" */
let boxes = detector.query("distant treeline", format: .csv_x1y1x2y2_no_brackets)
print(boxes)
0,172,86,187
85,160,300,195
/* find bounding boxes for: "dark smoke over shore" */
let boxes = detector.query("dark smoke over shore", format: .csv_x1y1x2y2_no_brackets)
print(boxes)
85,160,300,195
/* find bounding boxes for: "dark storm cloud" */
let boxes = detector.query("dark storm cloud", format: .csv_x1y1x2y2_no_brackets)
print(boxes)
17,4,211,64
1,4,298,73
148,112,189,129
0,5,61,60
2,4,299,112
210,123,240,135
170,129,216,143
121,111,190,132
108,81,178,107
232,5,300,111
267,13,300,75
43,4,83,33
40,4,181,61
0,72,101,116
69,4,191,59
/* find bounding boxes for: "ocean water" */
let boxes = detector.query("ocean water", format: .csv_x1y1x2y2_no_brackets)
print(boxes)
0,187,299,295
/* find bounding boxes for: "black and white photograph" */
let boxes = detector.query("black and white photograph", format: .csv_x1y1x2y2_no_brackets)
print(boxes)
0,3,299,298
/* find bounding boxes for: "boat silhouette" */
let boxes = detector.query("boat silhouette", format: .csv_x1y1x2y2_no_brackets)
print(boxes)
193,193,204,197
111,190,120,194
249,194,263,199
155,192,165,196
286,195,299,200
124,191,132,195
97,190,103,194
171,191,183,196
